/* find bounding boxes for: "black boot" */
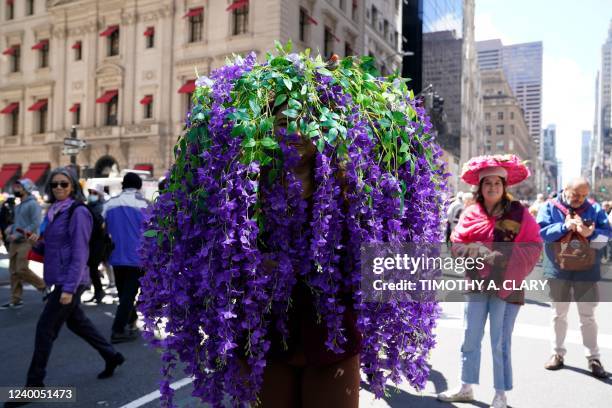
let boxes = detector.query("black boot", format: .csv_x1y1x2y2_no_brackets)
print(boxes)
97,353,125,379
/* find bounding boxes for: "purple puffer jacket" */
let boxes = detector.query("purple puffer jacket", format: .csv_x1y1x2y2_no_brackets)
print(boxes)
43,203,92,294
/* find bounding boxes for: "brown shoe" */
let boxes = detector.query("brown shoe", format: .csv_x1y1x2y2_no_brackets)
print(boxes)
544,354,564,370
588,359,608,378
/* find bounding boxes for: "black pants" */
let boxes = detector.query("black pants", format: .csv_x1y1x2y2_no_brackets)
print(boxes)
26,286,117,386
111,266,143,334
88,260,104,296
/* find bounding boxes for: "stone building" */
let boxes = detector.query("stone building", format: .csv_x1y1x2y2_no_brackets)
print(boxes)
0,0,402,190
481,69,536,197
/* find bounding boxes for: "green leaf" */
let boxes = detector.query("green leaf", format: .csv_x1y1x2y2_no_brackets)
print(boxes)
316,138,326,153
282,109,299,118
249,98,260,114
288,121,298,134
288,98,302,110
300,84,307,95
143,229,157,238
326,127,338,143
258,118,274,133
260,137,278,149
274,94,287,108
242,138,256,148
318,68,333,77
399,142,409,153
283,77,293,90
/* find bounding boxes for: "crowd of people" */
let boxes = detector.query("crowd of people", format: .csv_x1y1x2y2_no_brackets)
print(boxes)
1,157,611,408
1,168,148,408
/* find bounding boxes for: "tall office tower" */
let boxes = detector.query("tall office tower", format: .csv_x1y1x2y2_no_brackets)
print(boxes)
476,40,543,156
581,130,592,178
591,19,612,197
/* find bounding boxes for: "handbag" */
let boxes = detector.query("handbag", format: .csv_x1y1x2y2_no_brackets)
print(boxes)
551,200,596,271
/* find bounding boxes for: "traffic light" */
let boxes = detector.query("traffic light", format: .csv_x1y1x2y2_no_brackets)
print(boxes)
546,185,551,193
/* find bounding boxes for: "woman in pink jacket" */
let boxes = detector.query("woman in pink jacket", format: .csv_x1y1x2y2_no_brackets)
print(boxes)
437,155,542,408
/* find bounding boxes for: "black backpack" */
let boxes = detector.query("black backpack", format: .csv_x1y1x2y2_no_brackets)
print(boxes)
68,202,115,265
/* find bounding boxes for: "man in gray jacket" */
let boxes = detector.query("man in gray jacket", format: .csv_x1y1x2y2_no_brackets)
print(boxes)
1,179,46,309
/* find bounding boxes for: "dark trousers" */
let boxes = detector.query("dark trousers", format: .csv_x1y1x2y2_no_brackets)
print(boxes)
26,285,117,386
88,260,104,296
111,266,143,334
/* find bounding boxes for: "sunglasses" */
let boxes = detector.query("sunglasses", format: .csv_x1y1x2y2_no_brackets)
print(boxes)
50,181,70,189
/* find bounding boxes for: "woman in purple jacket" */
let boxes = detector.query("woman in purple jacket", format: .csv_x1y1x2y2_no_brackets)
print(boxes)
19,168,124,392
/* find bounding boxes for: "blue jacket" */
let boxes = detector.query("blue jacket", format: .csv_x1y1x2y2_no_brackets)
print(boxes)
103,189,148,267
43,203,92,293
537,193,611,281
11,194,42,240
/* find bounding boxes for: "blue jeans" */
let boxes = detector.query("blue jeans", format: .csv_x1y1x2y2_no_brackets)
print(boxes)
460,293,520,391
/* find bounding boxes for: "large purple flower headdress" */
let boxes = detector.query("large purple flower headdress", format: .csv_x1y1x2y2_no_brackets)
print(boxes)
139,42,448,407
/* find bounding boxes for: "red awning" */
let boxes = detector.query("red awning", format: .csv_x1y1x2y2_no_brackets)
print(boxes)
22,163,50,184
0,163,21,190
177,80,196,94
183,7,203,18
140,95,153,105
306,15,318,25
71,41,81,49
143,26,155,37
2,46,16,56
99,25,119,37
28,99,48,112
31,39,49,50
0,102,19,114
69,103,80,113
134,164,153,172
226,0,248,12
96,90,118,104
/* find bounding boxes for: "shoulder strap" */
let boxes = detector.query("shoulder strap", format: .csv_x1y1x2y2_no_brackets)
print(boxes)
551,199,569,216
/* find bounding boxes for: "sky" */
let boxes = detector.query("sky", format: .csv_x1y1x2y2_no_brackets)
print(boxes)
474,0,612,186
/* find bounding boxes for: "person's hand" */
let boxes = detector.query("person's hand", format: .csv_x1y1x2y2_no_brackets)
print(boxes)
59,292,73,305
483,250,503,265
27,233,39,242
576,222,595,238
564,214,578,231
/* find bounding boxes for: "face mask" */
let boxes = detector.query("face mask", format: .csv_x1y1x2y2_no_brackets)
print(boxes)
87,195,99,204
13,191,22,198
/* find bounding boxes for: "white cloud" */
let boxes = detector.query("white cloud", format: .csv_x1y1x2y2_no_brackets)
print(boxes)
474,13,515,44
542,54,594,183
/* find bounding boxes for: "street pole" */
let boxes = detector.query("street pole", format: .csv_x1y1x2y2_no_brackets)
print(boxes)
70,126,80,178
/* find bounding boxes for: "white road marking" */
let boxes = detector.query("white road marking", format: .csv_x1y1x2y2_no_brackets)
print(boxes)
118,377,194,408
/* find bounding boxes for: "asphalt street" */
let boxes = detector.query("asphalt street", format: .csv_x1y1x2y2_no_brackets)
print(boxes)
1,249,611,407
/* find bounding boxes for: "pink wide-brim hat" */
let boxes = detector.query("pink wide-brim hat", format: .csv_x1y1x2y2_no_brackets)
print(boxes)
461,154,530,186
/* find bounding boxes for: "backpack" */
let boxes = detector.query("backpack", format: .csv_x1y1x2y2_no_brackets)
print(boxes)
68,202,115,265
551,200,596,271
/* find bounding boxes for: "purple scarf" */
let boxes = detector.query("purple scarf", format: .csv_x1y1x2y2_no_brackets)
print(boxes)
47,198,75,223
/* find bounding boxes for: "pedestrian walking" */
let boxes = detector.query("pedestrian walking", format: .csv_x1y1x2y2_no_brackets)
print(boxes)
538,177,611,378
0,196,15,252
84,184,112,304
103,172,148,343
446,192,464,242
4,168,124,408
437,154,542,408
1,179,47,309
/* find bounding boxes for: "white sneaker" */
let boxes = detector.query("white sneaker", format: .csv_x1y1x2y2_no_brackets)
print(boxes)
491,394,507,408
437,386,474,402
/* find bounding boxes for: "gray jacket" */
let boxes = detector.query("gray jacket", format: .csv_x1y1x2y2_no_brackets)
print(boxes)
11,194,42,240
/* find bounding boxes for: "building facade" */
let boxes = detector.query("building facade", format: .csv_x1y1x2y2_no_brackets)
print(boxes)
590,19,612,199
541,124,559,194
402,0,483,194
480,69,535,198
476,39,543,156
581,130,592,178
0,0,402,190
